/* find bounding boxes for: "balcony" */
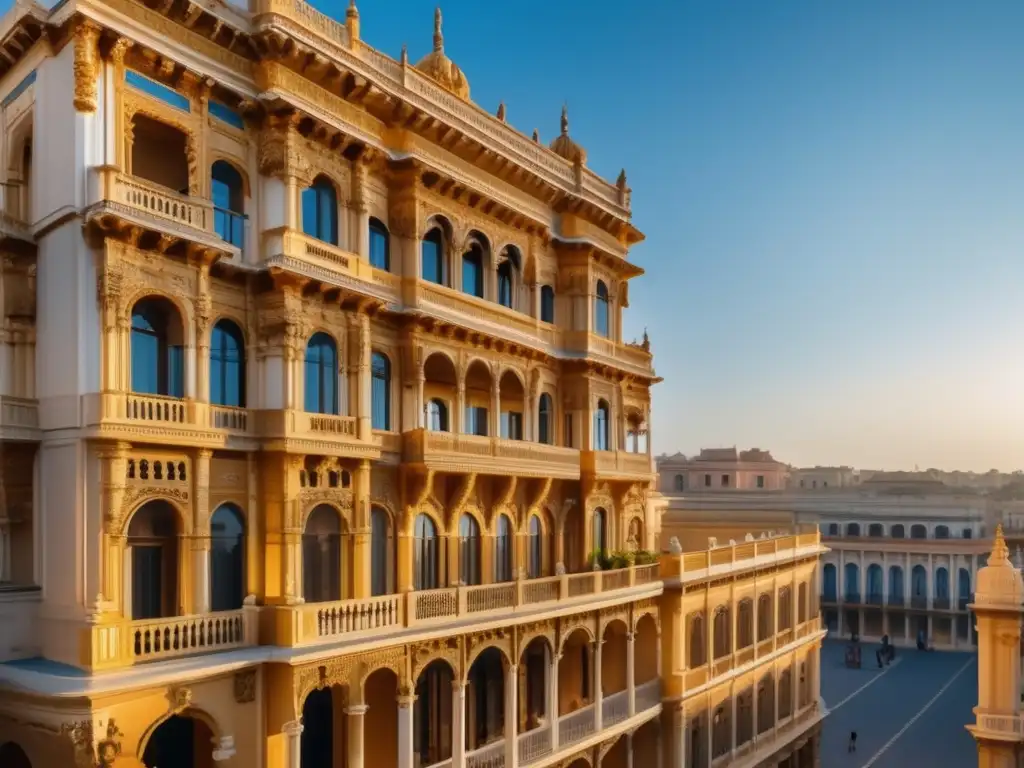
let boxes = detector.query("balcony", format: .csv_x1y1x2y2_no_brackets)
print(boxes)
561,330,653,373
843,593,861,605
887,595,906,607
865,593,884,606
273,563,660,648
909,596,929,610
0,395,39,441
580,449,652,482
82,607,259,671
258,408,380,458
87,167,235,255
403,428,581,479
83,393,256,448
664,532,823,583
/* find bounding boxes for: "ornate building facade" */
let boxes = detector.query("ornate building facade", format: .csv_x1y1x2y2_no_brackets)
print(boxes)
0,0,678,766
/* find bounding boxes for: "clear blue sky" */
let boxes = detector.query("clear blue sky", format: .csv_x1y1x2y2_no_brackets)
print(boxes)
31,0,1024,471
342,0,1023,472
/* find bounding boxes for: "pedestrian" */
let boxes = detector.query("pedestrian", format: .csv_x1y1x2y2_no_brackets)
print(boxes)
848,731,857,753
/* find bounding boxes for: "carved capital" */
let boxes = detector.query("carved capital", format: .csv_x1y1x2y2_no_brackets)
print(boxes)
73,21,101,113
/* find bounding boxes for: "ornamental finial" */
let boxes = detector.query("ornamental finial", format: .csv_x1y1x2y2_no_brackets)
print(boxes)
993,523,1010,563
496,102,506,121
560,103,569,136
346,0,358,19
401,43,408,65
532,129,539,143
617,168,627,189
433,7,444,53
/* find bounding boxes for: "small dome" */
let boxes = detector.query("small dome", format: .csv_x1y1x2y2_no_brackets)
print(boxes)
975,524,1024,607
549,105,587,165
415,8,470,101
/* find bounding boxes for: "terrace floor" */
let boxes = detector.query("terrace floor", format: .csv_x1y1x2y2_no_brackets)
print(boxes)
820,639,978,767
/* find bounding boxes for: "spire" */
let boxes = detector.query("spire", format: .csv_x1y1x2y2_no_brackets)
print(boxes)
496,102,506,122
617,168,627,189
346,0,358,19
992,523,1010,564
532,129,539,143
560,103,569,136
401,43,408,65
433,7,444,53
345,0,360,42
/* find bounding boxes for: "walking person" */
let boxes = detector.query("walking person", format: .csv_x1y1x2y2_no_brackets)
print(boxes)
848,731,858,753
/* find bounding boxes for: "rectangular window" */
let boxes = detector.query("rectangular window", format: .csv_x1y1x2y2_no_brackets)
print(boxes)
704,474,711,487
757,475,765,488
209,100,245,129
369,227,389,270
465,406,488,436
372,373,389,430
462,255,483,297
501,412,523,440
564,414,573,448
721,475,730,487
126,70,191,112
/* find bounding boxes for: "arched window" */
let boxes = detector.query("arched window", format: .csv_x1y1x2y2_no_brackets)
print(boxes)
302,505,342,603
127,500,179,619
304,333,338,415
738,599,754,647
371,352,391,430
757,594,772,640
594,279,609,337
889,566,904,600
211,160,245,247
427,398,449,432
538,393,553,445
495,515,513,582
962,528,973,539
779,670,793,720
713,606,731,659
688,612,706,668
844,563,859,600
459,514,481,585
935,525,950,539
301,176,338,245
421,227,445,285
798,582,807,623
370,506,392,596
891,524,905,539
868,523,884,537
497,247,520,309
846,523,860,537
592,507,607,555
674,474,685,492
826,523,839,536
822,563,837,601
911,524,927,539
368,217,390,271
527,515,543,578
911,565,927,597
210,319,245,407
131,298,184,397
935,567,949,599
777,587,792,631
866,565,882,601
210,504,245,611
413,514,438,590
594,400,610,451
462,243,484,298
540,285,555,323
958,568,971,603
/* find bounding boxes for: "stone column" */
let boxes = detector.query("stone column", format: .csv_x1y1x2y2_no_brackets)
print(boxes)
593,639,603,731
626,630,636,716
452,681,466,766
352,460,371,598
490,377,501,438
353,313,372,440
655,718,664,768
345,704,368,768
505,663,519,768
193,449,213,614
398,693,416,768
455,382,466,434
416,371,426,429
284,720,303,768
625,732,633,768
549,651,560,750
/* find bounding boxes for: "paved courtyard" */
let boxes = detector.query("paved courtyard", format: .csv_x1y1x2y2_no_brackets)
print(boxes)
820,640,978,767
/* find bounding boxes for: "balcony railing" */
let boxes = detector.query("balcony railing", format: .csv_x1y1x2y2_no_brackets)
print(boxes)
667,532,822,581
866,593,884,606
580,449,653,479
0,395,39,438
276,564,659,647
83,607,259,670
602,689,630,727
95,168,215,234
888,595,906,607
403,429,580,478
465,740,503,768
910,596,929,610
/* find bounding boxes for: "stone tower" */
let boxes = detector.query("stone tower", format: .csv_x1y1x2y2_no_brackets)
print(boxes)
968,524,1024,767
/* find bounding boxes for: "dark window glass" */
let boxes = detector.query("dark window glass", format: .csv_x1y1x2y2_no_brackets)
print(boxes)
210,504,245,611
304,332,338,414
211,161,245,247
538,393,553,445
594,401,610,450
540,285,555,323
371,506,391,596
462,246,484,297
593,507,607,553
414,514,438,590
465,406,488,436
210,319,245,407
495,515,513,582
369,218,390,270
459,514,481,585
595,280,610,337
302,505,342,603
371,352,390,430
428,399,449,432
501,411,523,440
301,177,338,244
131,299,184,397
422,228,444,284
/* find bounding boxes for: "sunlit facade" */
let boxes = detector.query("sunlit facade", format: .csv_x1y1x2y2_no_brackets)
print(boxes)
0,1,673,766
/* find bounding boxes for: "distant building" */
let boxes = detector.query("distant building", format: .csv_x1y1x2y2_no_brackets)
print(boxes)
788,466,859,490
656,447,789,493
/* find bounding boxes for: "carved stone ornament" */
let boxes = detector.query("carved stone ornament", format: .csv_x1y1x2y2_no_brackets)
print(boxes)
234,668,257,703
73,21,101,112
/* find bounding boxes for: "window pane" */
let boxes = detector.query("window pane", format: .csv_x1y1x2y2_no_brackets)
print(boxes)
370,225,389,271
422,238,441,284
541,286,555,323
301,187,318,238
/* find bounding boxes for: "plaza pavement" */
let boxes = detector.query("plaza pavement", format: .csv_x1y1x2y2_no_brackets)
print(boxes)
820,639,978,767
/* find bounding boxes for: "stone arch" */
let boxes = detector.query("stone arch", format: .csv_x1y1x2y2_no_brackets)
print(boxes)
209,152,252,197
123,288,195,348
137,705,222,761
489,505,519,536
119,493,191,538
558,622,596,655
632,601,659,633
356,654,408,703
599,612,629,638
404,498,446,537
412,642,461,685
206,310,250,349
464,637,513,682
421,212,455,241
450,503,486,540
518,628,556,661
299,500,353,532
